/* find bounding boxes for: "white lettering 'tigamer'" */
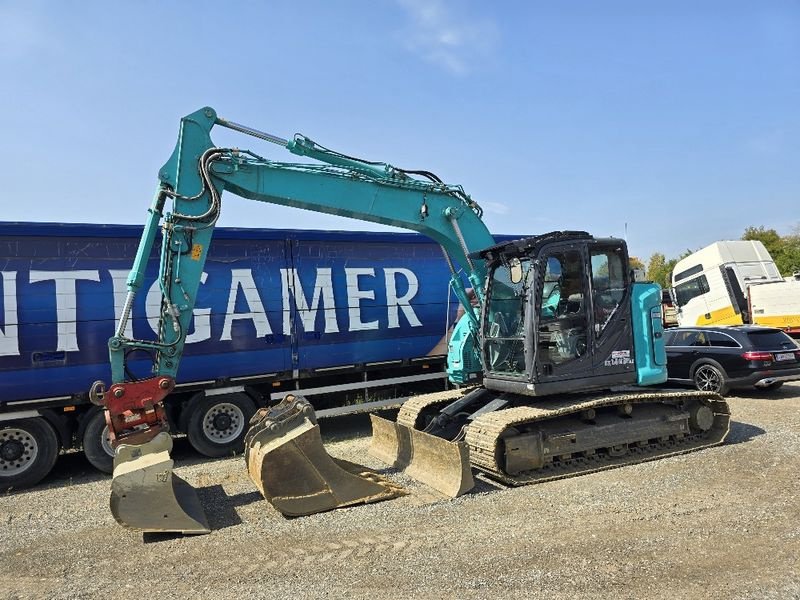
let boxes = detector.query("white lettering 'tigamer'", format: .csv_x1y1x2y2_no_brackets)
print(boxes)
345,268,378,331
29,270,101,352
281,268,339,335
0,271,19,357
221,269,273,340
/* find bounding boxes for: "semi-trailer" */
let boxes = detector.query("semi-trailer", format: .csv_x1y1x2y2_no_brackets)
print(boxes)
0,221,502,489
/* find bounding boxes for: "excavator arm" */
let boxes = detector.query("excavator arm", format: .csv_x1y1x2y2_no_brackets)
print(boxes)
98,107,495,533
105,107,494,444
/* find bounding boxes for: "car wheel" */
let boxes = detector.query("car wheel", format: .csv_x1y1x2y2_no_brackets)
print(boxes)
187,393,257,458
82,409,115,474
693,363,730,396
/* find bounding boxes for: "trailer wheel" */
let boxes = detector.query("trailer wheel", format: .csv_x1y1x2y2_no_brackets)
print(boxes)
0,418,59,490
82,409,115,474
187,393,257,458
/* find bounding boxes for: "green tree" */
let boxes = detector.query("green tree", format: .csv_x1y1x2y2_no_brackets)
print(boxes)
783,224,800,276
646,253,678,288
629,256,645,270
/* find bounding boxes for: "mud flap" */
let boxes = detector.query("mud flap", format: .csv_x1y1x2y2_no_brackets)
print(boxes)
369,415,474,498
245,395,404,517
109,432,210,534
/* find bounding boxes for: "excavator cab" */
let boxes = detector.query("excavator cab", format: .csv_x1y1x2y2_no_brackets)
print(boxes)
480,231,641,395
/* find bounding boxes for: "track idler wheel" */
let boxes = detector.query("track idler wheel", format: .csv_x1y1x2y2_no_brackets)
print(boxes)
245,395,404,517
109,432,210,534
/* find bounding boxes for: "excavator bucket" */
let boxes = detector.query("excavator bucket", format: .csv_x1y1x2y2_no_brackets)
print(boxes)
245,395,404,517
109,432,210,534
369,415,474,498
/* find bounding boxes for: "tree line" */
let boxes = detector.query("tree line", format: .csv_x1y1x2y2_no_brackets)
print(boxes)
631,225,800,289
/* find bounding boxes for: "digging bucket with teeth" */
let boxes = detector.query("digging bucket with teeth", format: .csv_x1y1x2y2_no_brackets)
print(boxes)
245,395,404,517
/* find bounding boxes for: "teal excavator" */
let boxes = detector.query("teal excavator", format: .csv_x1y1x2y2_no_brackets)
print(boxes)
92,108,730,534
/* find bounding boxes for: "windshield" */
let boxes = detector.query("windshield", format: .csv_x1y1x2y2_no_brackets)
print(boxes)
484,259,531,375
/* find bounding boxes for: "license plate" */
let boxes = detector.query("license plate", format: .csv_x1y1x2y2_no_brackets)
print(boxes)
775,352,795,362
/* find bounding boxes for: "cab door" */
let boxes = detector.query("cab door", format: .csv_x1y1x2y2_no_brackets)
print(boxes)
534,244,593,383
587,243,637,379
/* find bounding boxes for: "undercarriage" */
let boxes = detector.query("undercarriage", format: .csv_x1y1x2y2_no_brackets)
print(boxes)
371,387,730,494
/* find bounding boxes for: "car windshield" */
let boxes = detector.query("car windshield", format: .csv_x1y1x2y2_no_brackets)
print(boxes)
746,330,797,350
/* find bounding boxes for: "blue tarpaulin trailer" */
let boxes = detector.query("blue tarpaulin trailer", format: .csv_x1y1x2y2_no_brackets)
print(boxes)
0,222,506,488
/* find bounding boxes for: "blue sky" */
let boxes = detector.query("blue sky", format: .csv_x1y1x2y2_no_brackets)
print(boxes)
1,0,798,262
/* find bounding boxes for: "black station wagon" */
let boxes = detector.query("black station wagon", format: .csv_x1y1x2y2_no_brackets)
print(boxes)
664,326,800,395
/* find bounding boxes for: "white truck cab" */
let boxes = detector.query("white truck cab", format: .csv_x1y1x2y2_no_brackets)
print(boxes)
671,240,800,336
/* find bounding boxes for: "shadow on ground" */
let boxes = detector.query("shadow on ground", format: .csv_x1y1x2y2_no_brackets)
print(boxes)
139,487,263,542
725,420,767,445
731,385,800,401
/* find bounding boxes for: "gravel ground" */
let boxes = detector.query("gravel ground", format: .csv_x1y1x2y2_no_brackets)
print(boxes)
1,384,799,599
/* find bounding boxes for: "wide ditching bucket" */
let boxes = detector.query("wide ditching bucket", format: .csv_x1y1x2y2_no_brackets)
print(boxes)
369,415,474,498
109,431,210,534
245,395,404,517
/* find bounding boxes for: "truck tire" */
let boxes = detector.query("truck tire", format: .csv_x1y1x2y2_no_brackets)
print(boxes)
82,409,115,474
186,393,257,458
0,418,60,490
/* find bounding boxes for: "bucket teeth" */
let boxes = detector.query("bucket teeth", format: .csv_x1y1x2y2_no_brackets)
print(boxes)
245,395,404,517
109,432,210,534
369,415,474,498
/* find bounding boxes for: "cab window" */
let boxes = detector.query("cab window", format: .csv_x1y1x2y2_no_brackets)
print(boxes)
484,259,530,375
537,249,588,366
675,276,710,307
590,247,626,336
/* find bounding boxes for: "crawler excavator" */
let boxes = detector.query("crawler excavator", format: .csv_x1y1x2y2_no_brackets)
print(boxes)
91,108,729,534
